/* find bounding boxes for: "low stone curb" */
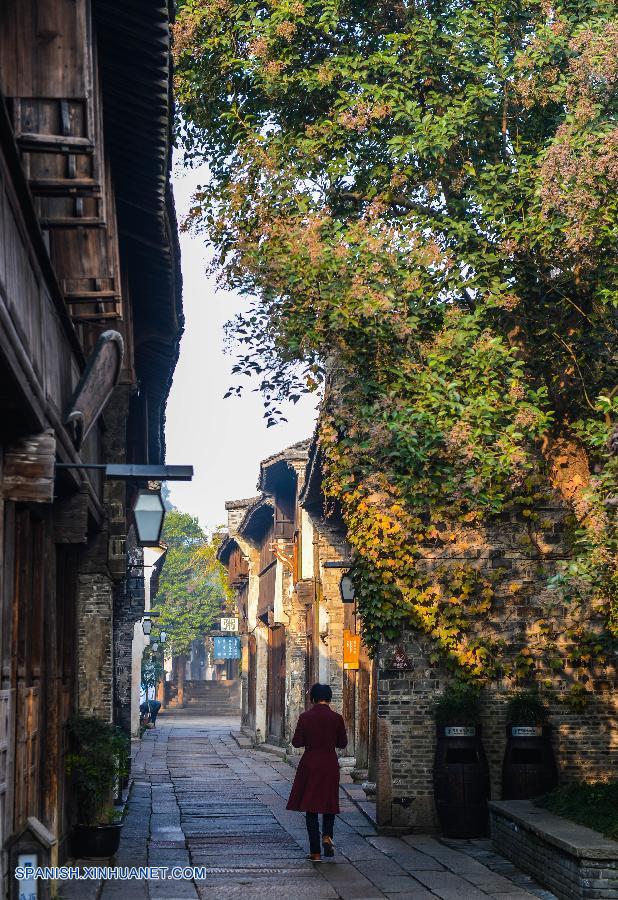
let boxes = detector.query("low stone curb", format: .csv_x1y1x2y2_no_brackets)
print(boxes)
490,800,618,900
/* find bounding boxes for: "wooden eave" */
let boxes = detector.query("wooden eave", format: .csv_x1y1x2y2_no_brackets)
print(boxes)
257,439,310,494
93,0,183,464
299,432,324,515
236,495,275,542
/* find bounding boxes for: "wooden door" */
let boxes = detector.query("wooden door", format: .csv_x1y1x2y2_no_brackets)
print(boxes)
247,635,256,732
54,546,77,843
267,626,285,744
13,508,45,827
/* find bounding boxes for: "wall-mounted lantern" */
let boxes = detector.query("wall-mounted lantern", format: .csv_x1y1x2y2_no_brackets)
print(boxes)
132,489,166,546
160,631,167,643
340,573,356,603
142,618,152,636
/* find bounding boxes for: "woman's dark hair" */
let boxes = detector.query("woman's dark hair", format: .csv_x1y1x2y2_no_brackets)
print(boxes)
310,683,332,703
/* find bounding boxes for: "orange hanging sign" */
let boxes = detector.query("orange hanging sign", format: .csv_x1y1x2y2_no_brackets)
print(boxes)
343,630,360,670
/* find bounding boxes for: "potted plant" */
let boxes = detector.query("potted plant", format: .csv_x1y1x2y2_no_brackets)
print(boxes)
505,690,547,727
432,683,490,838
502,690,557,799
66,714,128,858
433,682,481,727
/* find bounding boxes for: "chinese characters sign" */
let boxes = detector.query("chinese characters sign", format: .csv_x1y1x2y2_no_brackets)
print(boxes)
213,636,241,659
220,617,239,632
343,630,360,670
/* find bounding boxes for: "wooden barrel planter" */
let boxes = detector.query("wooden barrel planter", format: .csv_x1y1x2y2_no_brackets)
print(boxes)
433,724,491,837
502,724,557,800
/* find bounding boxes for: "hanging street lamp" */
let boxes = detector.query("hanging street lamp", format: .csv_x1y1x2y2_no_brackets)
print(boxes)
142,618,152,636
340,573,356,603
132,488,166,546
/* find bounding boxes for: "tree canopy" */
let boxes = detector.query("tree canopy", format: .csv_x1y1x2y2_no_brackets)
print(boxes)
174,0,618,678
152,510,232,657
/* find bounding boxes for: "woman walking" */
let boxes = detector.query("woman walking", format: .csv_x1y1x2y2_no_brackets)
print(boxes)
286,683,348,861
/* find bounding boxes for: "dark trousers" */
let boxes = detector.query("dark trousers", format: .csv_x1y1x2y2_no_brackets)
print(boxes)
305,812,335,854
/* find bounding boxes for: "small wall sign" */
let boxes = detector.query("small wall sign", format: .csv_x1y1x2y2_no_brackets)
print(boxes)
511,726,542,737
391,646,412,669
220,617,239,632
445,726,476,737
343,630,360,670
213,636,241,659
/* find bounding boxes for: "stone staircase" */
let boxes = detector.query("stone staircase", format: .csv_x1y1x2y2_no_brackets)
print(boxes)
174,679,241,717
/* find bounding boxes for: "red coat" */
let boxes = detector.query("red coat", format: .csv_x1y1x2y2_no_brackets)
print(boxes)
286,704,348,813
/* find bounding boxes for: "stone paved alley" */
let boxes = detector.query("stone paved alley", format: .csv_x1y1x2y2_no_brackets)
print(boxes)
63,711,556,900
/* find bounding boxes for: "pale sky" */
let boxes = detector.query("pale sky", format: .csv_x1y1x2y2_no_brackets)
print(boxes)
165,163,319,532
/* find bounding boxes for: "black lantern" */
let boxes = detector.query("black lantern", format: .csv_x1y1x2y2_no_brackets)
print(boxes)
132,488,165,546
340,573,356,603
142,618,152,636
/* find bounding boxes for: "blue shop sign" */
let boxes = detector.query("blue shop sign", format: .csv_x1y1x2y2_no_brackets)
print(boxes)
213,636,241,659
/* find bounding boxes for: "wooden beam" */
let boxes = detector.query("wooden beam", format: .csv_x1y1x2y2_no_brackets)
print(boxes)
65,291,120,302
40,217,105,228
16,133,93,151
3,430,55,503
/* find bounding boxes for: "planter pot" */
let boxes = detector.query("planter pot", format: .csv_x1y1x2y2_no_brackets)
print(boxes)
361,781,377,799
502,723,557,800
71,823,123,859
433,723,490,838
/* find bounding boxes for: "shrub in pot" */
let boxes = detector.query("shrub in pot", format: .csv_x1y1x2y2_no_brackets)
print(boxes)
433,682,481,726
502,691,557,799
505,690,547,726
66,714,128,858
432,683,490,838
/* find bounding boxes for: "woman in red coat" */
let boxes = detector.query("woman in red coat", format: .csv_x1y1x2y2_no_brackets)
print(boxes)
287,683,348,861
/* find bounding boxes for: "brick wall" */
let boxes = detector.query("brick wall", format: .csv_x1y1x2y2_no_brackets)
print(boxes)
490,801,618,900
114,543,145,734
77,572,114,720
375,506,618,832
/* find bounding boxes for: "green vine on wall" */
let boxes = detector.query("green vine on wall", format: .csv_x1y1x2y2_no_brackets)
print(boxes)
174,0,618,681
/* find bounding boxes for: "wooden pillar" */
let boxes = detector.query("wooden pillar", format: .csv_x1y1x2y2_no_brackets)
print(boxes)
368,658,378,783
356,631,371,770
177,655,185,707
42,522,60,862
156,677,164,704
342,604,356,756
376,717,393,826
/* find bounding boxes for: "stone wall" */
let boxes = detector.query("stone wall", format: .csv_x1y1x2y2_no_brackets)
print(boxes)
490,800,618,900
282,555,308,745
312,516,350,715
77,571,114,719
113,544,145,735
375,506,618,832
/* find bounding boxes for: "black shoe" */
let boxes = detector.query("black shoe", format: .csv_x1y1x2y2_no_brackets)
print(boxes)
322,837,335,858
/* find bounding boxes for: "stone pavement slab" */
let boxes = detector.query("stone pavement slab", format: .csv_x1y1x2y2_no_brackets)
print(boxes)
58,710,557,900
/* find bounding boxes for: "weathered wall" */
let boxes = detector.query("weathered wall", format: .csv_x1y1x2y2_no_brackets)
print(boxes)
281,553,306,745
375,506,618,832
77,570,114,719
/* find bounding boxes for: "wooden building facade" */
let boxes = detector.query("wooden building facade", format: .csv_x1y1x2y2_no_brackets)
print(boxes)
0,0,181,886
